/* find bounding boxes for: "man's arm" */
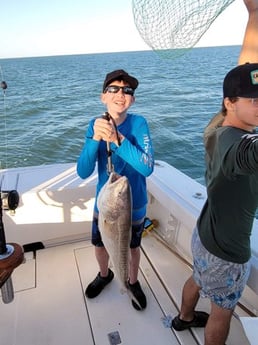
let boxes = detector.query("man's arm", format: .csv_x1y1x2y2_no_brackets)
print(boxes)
238,0,258,64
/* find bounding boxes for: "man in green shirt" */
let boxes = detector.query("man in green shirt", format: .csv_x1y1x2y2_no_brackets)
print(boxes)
172,1,258,344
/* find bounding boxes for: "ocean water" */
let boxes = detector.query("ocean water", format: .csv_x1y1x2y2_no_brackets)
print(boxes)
0,46,241,183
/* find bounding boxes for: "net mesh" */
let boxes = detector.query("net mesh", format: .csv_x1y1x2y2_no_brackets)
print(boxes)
132,0,236,58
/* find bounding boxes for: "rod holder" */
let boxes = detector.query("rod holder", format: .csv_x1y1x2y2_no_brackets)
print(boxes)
0,243,24,304
1,276,14,304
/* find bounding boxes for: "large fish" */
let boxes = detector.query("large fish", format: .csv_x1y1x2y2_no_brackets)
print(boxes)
97,172,132,292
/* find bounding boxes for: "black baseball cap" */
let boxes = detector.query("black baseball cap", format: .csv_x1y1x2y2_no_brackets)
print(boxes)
223,63,258,98
103,69,139,92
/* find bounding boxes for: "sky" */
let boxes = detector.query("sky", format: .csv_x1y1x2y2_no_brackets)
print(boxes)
0,0,248,59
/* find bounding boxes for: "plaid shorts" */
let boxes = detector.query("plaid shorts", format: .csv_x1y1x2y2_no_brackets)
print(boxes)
192,227,251,310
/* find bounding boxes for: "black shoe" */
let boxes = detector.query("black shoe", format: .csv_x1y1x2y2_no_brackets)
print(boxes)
171,311,209,331
128,280,147,311
85,269,114,298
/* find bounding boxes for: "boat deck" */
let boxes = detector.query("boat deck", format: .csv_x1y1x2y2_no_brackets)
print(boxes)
0,234,251,345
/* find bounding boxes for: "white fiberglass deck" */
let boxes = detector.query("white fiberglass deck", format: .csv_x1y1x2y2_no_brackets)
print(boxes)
0,235,251,345
0,161,257,344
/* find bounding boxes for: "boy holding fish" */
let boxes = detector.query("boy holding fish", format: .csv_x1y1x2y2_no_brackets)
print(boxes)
77,69,154,310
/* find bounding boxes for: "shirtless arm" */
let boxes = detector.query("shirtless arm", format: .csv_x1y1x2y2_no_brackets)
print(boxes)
238,0,258,64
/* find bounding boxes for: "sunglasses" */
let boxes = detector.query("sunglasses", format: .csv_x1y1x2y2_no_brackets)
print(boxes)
104,85,134,96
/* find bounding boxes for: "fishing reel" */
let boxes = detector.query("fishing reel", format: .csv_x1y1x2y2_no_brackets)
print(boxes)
1,190,19,212
0,81,7,90
102,111,111,121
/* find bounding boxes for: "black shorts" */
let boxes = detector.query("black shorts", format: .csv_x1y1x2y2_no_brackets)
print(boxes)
91,217,144,248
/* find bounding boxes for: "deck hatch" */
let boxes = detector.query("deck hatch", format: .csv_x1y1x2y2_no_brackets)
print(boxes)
108,331,121,345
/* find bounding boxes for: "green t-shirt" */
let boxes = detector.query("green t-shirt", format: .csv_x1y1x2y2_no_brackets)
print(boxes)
198,126,258,263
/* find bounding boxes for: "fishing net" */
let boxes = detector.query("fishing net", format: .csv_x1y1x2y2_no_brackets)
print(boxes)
132,0,236,59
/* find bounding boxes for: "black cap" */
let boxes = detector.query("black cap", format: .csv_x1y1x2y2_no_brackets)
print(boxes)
223,63,258,98
103,69,139,92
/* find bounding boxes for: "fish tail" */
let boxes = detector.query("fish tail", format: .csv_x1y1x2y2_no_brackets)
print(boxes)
125,281,143,310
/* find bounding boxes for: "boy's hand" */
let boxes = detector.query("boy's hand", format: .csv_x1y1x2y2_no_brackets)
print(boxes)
93,118,115,142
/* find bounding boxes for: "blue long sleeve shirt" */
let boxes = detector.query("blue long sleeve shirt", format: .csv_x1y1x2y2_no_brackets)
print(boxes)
77,113,154,220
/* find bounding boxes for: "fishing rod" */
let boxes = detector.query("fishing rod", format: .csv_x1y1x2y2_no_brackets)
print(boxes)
102,112,113,174
0,71,24,304
102,112,121,175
